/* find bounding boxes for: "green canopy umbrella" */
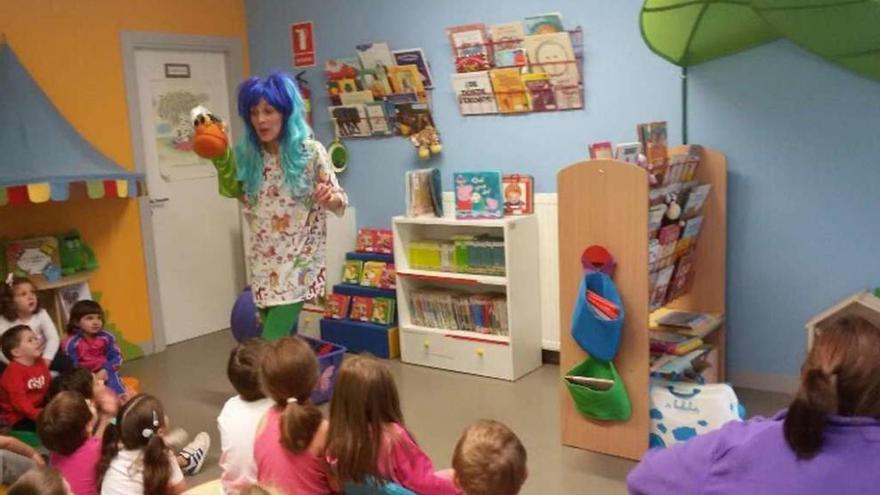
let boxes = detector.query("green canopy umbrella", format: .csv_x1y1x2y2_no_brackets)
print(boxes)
753,0,880,81
640,0,780,66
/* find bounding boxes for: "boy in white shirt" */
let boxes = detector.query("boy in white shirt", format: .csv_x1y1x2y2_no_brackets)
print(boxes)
217,339,273,494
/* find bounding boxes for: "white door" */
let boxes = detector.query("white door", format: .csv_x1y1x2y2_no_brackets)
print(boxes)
133,49,244,345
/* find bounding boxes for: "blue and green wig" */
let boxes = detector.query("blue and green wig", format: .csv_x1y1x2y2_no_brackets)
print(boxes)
235,72,313,199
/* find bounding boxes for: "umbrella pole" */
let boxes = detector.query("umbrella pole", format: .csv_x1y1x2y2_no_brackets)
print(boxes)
681,66,688,144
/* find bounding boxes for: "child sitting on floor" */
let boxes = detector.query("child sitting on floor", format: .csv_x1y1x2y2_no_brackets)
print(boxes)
0,325,51,431
327,355,461,495
452,420,528,495
254,337,333,494
64,301,126,398
0,433,45,485
38,391,107,495
218,338,272,494
8,466,72,495
0,275,71,374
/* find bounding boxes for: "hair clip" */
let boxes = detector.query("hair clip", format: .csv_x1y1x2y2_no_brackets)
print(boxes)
141,410,159,439
142,428,154,439
4,273,13,287
152,410,159,427
286,397,298,404
109,417,117,426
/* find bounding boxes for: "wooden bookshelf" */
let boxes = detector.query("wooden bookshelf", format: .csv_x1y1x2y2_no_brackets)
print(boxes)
557,146,727,460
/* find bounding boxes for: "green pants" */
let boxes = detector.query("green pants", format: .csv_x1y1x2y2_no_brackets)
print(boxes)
259,302,304,341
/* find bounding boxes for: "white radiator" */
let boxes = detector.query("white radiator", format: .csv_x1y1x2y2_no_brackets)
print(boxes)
442,192,560,351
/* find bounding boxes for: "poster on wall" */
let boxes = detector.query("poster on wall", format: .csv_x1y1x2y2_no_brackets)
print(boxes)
149,78,221,181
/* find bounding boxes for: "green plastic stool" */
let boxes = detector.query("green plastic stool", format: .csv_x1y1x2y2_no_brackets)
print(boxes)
565,358,632,422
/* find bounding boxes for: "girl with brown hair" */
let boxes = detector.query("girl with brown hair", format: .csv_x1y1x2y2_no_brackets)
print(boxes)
253,337,332,494
327,355,460,495
628,315,880,494
97,394,186,495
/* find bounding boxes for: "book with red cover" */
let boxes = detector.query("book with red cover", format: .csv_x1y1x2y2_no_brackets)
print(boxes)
324,294,352,320
349,296,374,322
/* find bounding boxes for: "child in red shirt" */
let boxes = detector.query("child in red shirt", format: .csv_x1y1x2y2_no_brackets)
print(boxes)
0,325,51,430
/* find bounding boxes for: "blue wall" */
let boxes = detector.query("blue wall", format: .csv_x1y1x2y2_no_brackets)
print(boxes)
245,1,880,378
245,0,682,227
688,41,880,377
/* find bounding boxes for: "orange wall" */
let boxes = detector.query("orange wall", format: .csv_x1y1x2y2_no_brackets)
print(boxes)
0,0,249,346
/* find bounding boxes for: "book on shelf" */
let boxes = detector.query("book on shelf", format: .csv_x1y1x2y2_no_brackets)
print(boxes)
489,22,527,68
521,72,557,111
379,264,396,290
489,68,529,113
356,42,396,70
650,345,714,377
364,102,391,136
683,184,711,218
341,260,363,285
614,142,642,163
454,171,504,219
452,71,499,115
502,174,534,215
589,141,613,159
329,105,371,137
339,90,375,106
349,296,374,322
447,23,491,73
665,248,697,303
405,168,443,217
637,121,668,181
370,298,396,325
361,261,386,287
392,48,434,88
388,64,427,101
325,294,352,320
650,308,723,339
523,12,564,34
649,330,703,356
648,204,668,239
649,264,675,311
675,216,703,257
521,32,581,109
409,289,509,336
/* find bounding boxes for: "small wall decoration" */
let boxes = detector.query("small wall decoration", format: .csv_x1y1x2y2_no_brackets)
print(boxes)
447,13,584,116
324,42,443,160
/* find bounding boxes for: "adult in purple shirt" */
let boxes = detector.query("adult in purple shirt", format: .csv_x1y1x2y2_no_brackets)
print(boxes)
628,316,880,495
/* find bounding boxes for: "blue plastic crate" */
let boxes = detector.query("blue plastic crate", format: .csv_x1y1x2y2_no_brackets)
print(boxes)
300,336,346,404
320,319,399,359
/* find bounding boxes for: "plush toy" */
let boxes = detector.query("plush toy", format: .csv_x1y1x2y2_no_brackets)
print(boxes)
57,231,98,275
190,106,229,160
409,125,443,160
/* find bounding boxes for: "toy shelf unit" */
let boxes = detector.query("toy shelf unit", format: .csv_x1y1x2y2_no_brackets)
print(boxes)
392,215,541,381
320,251,400,359
557,146,727,460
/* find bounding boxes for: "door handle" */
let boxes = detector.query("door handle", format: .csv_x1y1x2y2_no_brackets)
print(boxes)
149,197,170,206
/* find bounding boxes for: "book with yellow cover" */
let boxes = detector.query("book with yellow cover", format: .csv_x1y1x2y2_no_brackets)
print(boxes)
489,68,529,113
388,65,426,101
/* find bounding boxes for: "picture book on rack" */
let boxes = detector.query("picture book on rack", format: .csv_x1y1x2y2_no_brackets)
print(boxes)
447,24,491,73
521,73,557,111
455,171,504,219
355,42,395,70
503,175,534,215
388,65,427,102
361,261,386,288
349,296,374,322
489,68,529,113
489,22,527,68
342,260,363,284
452,71,498,114
522,32,581,109
392,48,434,88
370,298,396,325
325,294,351,320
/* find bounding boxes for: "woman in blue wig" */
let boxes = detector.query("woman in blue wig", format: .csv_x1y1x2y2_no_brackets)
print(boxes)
208,72,347,340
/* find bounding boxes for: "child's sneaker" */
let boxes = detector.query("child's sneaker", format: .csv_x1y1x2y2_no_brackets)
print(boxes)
179,432,210,475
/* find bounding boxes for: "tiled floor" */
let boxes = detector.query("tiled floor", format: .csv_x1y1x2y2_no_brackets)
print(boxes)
122,331,790,494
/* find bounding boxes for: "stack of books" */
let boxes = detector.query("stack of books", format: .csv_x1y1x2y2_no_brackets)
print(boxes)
649,309,723,380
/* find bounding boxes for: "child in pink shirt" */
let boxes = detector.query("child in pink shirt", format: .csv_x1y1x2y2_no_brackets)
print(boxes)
64,301,125,398
38,391,109,495
253,337,332,495
327,355,461,495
